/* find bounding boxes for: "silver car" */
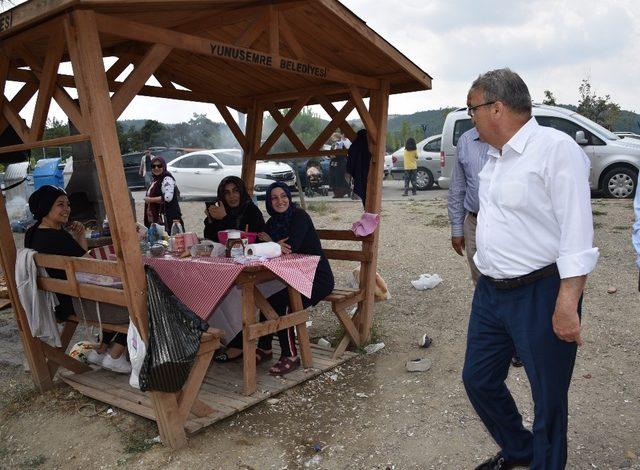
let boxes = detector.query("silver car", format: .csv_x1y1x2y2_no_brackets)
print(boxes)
389,134,442,190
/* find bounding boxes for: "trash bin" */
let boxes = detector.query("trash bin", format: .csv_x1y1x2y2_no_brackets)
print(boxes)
33,157,64,190
3,162,32,225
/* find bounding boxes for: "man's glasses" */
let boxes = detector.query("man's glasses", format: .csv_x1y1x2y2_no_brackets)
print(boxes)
467,101,496,117
151,164,163,169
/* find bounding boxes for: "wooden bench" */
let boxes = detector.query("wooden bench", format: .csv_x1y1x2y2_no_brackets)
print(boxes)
316,229,373,358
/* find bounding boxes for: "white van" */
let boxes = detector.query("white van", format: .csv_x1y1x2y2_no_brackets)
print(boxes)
438,104,640,198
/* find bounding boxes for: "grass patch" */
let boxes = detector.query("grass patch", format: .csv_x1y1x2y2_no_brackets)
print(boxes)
20,455,46,468
0,445,10,458
594,222,603,229
592,209,607,216
0,381,39,418
613,225,629,230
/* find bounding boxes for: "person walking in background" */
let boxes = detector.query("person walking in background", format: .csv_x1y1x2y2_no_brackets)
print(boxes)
329,132,351,198
143,156,183,233
403,137,418,196
138,149,154,190
461,68,598,469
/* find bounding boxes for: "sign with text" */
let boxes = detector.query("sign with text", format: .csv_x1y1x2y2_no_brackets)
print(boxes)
210,42,327,79
0,12,12,32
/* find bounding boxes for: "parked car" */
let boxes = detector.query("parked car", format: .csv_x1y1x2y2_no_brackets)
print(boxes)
166,149,296,198
384,155,392,177
388,134,442,190
615,132,640,141
439,104,640,198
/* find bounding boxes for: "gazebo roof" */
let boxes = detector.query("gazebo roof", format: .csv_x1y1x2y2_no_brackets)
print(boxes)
1,0,432,109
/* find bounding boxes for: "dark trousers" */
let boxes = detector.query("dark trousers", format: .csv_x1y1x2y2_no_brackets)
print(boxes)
404,169,417,194
462,274,580,469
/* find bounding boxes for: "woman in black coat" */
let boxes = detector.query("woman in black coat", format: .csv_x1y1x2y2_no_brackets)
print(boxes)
203,176,265,242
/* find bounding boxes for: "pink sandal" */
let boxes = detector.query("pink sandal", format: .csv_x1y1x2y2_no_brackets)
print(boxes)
269,356,300,376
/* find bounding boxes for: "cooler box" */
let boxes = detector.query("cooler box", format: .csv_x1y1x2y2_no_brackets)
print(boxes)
33,158,64,190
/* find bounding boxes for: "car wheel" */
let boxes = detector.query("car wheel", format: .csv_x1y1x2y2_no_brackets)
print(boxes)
415,168,434,191
601,167,637,198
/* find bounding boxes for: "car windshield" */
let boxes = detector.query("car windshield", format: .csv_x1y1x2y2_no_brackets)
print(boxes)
214,151,242,165
568,112,619,141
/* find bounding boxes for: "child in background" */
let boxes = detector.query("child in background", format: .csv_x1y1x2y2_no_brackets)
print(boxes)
403,137,418,196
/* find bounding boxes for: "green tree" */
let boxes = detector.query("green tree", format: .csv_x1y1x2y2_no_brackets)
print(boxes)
187,113,220,148
139,119,168,148
577,78,620,130
542,90,557,106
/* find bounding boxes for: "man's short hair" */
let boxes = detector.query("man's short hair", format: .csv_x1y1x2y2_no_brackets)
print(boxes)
470,68,532,115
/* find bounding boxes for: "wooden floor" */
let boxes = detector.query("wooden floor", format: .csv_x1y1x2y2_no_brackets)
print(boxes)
60,343,357,435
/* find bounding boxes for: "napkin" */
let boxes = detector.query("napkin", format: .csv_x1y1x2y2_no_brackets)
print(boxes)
244,242,281,258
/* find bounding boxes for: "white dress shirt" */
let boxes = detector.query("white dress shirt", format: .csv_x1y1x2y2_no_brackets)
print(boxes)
474,117,599,279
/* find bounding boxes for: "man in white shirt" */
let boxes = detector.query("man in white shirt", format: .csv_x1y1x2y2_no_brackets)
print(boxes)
461,69,599,470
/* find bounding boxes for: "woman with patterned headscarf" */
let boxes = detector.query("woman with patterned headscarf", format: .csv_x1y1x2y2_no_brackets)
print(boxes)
143,156,183,232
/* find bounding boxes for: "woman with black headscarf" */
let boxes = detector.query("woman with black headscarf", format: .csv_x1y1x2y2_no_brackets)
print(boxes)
203,176,265,242
256,182,334,375
143,156,183,232
24,185,130,373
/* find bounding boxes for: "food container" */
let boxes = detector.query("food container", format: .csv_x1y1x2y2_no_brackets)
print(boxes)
218,229,257,244
149,244,166,257
190,243,213,258
183,232,199,248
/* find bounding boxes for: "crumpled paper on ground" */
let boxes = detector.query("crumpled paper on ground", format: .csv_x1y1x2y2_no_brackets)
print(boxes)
411,273,442,290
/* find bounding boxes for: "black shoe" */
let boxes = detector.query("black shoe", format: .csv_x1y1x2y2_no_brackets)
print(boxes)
511,355,524,368
474,452,531,470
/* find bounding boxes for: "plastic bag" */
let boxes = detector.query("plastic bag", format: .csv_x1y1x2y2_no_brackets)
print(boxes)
411,273,443,290
138,266,209,393
350,268,391,301
127,321,146,389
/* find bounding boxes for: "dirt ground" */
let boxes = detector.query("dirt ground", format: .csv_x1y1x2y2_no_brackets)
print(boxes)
1,195,639,469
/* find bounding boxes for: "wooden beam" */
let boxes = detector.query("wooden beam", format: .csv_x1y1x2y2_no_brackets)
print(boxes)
316,229,373,242
259,148,347,161
7,68,250,110
288,286,312,369
111,43,173,119
215,104,248,153
94,13,381,89
266,105,306,153
257,94,310,158
349,85,377,144
14,46,87,134
0,81,37,136
316,94,358,141
308,98,355,152
154,71,176,89
269,5,279,56
29,33,66,141
0,133,90,154
2,99,30,142
234,11,267,48
241,100,263,195
105,56,130,81
278,13,305,60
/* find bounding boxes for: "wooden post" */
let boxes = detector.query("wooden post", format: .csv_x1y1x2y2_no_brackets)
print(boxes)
63,11,148,340
242,100,263,195
0,194,53,391
358,81,389,342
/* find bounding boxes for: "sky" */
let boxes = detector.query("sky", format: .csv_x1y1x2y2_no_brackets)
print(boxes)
3,0,639,126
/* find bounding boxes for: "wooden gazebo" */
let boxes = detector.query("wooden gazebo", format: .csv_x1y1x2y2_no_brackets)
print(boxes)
0,0,431,448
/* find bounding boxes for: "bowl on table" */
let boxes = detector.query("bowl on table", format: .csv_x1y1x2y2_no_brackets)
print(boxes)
149,244,166,257
190,243,214,258
217,230,257,244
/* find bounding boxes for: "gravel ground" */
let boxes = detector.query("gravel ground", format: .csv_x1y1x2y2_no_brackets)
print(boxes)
0,195,639,469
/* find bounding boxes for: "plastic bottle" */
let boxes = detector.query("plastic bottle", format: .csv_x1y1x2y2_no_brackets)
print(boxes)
147,223,158,244
170,220,184,236
102,217,110,236
170,220,185,253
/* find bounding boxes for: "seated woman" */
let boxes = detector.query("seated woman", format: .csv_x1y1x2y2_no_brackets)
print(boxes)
143,156,183,233
203,176,265,242
24,185,130,374
257,182,335,375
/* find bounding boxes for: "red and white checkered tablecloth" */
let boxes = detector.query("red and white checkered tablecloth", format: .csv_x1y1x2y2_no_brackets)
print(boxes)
143,254,320,320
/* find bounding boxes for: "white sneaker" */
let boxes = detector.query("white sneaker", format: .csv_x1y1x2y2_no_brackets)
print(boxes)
86,349,105,366
102,354,132,374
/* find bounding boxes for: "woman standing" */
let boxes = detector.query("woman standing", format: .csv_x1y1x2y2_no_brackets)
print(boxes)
257,182,335,375
403,137,418,196
24,185,130,373
143,156,183,232
203,176,265,242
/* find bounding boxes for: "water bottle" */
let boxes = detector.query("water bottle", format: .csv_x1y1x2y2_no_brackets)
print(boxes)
147,223,158,244
102,217,110,236
170,220,184,236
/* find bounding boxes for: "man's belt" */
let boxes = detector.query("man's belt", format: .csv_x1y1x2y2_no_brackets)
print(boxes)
484,263,558,290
